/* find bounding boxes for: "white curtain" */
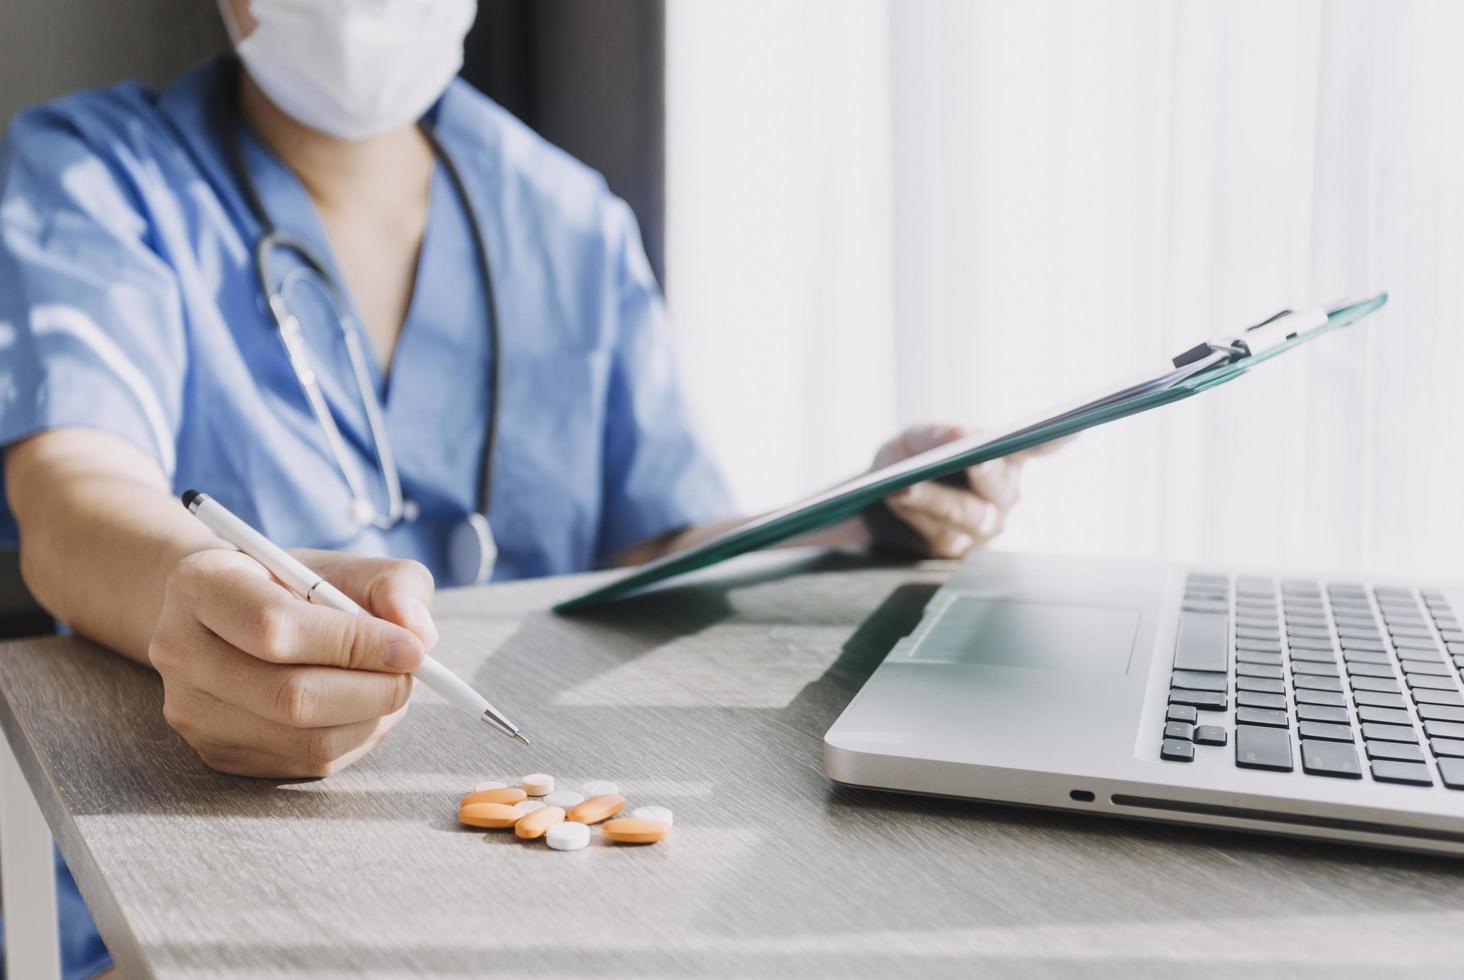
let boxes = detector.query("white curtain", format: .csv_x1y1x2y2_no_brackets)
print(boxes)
666,0,1464,581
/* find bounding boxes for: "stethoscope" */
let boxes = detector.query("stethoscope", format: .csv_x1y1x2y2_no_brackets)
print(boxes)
223,105,502,587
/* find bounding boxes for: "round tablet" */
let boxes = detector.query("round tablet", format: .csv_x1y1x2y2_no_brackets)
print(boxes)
514,805,566,840
461,787,527,807
602,817,671,844
567,794,625,825
511,800,546,818
581,780,619,797
472,779,507,792
545,821,591,851
630,805,673,827
520,773,554,796
543,790,584,808
458,802,520,829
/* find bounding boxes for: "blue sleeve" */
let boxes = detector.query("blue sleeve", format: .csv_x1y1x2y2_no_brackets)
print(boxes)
0,105,187,547
595,199,734,562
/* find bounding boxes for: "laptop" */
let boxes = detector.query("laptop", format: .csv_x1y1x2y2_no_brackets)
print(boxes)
823,550,1464,855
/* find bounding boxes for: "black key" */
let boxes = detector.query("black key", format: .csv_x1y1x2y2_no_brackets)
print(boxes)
1301,740,1363,778
1237,691,1287,710
1182,598,1229,614
1294,675,1343,693
1436,758,1464,789
1170,669,1227,692
1173,611,1229,673
1289,637,1337,652
1298,704,1350,724
1236,707,1288,728
1405,675,1459,692
1237,651,1283,667
1340,639,1388,653
1436,709,1464,735
1351,676,1402,694
1371,760,1433,786
1235,725,1293,771
1289,649,1337,665
1343,650,1391,665
1295,689,1347,707
1298,721,1354,743
1367,740,1425,763
1164,721,1195,741
1402,660,1453,677
1170,689,1227,711
1353,690,1407,709
1238,663,1284,681
1288,626,1331,640
1161,738,1195,762
1194,725,1228,746
1346,662,1396,679
1236,639,1283,654
1424,720,1464,740
1430,737,1464,758
1362,722,1419,743
1357,705,1412,726
1166,704,1198,725
1412,688,1464,707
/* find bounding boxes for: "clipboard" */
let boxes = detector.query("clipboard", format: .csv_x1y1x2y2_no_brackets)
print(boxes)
555,293,1388,613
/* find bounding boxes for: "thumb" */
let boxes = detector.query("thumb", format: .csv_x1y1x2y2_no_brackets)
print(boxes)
289,549,439,651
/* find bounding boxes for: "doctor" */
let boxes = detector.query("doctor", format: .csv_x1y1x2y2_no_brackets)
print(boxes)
0,0,1037,781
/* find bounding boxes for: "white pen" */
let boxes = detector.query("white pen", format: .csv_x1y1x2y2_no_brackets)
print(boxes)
181,490,528,746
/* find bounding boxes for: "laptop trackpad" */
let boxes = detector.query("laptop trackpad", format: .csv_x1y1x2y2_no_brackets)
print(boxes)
906,596,1140,676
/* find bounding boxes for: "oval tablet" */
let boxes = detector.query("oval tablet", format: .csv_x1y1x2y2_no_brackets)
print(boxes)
458,802,520,829
567,794,626,825
521,773,554,796
461,787,527,807
630,805,673,827
581,780,619,797
514,805,566,840
543,790,584,808
545,821,590,851
602,818,671,844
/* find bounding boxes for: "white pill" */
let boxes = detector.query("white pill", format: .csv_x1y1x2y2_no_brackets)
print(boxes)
521,773,554,796
581,780,619,797
631,805,673,827
473,779,507,792
543,790,585,808
546,821,591,851
512,800,545,817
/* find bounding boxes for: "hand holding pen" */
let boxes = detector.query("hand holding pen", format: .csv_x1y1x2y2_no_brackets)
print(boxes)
147,491,525,779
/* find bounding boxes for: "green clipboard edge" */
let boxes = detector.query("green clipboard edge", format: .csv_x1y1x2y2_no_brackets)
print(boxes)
555,293,1389,614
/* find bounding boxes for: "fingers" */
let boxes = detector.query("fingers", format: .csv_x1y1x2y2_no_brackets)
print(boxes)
156,618,414,728
164,684,407,778
292,549,438,650
886,481,1004,559
169,550,424,673
872,423,967,470
964,457,1022,509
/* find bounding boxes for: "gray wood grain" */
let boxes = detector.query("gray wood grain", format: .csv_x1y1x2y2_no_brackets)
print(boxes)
5,549,1464,978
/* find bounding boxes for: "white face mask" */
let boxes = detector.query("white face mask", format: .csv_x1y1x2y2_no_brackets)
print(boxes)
220,0,478,141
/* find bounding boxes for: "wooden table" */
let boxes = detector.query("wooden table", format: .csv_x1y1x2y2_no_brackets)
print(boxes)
4,550,1464,978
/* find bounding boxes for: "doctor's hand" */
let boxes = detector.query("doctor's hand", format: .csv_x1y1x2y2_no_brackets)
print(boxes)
149,548,438,779
865,424,1059,559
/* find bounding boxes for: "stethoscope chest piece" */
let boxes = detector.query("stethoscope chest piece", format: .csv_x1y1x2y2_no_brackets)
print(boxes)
449,512,497,586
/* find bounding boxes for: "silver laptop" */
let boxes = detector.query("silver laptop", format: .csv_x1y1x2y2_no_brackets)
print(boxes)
823,550,1464,854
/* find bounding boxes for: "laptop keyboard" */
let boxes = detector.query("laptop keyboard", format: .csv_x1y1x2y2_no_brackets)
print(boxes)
1160,573,1464,789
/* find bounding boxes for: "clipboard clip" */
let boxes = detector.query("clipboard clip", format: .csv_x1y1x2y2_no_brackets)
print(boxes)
1171,306,1329,369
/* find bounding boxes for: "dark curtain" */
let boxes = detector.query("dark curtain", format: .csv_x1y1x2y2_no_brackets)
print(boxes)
462,0,667,285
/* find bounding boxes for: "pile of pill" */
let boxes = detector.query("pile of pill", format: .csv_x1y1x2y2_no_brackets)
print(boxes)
457,773,673,851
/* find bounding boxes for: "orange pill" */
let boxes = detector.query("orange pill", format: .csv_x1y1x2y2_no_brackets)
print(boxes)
514,805,566,840
462,787,527,807
602,818,671,844
459,802,521,829
567,794,626,825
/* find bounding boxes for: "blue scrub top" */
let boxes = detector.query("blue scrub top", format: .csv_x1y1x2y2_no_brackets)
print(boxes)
0,59,733,583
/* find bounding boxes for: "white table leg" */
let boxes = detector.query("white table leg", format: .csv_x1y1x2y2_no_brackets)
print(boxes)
0,731,60,980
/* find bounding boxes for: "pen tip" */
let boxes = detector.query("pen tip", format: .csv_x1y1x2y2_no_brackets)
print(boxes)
513,732,531,746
